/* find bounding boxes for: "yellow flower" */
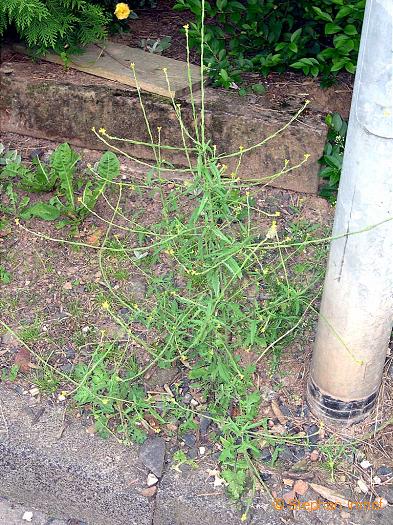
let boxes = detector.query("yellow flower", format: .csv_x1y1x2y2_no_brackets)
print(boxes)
102,300,110,310
114,3,131,20
183,24,189,30
130,62,135,70
98,127,106,135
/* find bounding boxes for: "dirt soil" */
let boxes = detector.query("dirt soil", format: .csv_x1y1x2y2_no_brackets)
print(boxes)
1,131,392,515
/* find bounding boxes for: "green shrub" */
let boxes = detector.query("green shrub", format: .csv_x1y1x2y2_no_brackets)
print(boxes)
174,0,365,87
0,0,110,54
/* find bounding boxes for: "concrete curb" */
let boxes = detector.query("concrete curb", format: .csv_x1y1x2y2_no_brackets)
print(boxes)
0,56,332,194
1,385,391,525
0,385,153,525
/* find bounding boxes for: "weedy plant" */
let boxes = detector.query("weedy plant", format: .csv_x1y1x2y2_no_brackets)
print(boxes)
3,2,340,510
0,142,119,226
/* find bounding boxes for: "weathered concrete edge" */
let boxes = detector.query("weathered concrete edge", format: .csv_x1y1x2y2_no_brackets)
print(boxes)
0,383,268,525
0,385,154,525
0,61,326,194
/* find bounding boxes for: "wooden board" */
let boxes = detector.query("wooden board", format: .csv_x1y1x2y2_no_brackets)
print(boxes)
14,42,202,98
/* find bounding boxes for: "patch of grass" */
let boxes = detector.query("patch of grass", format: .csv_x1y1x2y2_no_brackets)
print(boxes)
19,318,42,343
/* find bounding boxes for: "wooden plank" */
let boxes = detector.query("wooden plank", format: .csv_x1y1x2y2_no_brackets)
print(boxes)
14,42,201,98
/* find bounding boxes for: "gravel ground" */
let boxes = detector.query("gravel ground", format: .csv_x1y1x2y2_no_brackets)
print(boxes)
0,496,74,525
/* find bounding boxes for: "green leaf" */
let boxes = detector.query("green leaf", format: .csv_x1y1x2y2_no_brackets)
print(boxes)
50,143,79,209
21,202,61,221
312,7,333,22
251,83,266,94
344,24,358,36
325,23,342,34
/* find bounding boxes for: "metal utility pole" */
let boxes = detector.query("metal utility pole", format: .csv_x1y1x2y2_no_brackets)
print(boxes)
307,0,393,424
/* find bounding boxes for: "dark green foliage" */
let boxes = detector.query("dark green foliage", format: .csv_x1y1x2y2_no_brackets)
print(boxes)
174,0,365,86
319,112,347,203
0,0,110,54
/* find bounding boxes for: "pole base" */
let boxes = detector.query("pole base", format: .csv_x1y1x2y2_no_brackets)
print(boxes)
306,378,378,425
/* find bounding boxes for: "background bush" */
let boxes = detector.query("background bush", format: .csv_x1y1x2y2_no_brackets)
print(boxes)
0,1,153,55
174,0,365,87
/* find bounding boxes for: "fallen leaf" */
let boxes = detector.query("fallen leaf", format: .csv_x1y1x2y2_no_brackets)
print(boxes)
283,489,296,504
293,479,309,495
207,469,227,488
310,483,350,507
271,400,287,425
357,478,369,494
141,485,157,497
86,228,104,246
14,347,32,373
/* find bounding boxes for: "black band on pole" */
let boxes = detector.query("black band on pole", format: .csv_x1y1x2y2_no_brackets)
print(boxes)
307,378,378,422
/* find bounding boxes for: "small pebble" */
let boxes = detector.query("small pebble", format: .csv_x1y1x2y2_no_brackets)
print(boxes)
199,446,206,456
147,473,159,487
373,476,382,485
182,432,196,448
29,387,40,397
376,465,393,478
190,398,199,407
22,512,33,522
310,449,319,462
360,459,372,469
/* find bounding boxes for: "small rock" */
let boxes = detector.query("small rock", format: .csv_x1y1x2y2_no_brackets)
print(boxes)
65,347,76,359
306,424,320,445
29,387,40,397
190,398,199,407
139,437,166,478
260,448,272,462
360,459,372,469
310,449,319,462
199,412,212,435
141,485,157,497
63,282,73,290
199,446,206,456
82,326,90,333
373,476,382,485
278,403,292,417
147,473,159,487
183,432,196,448
60,363,74,373
260,471,272,482
293,479,309,495
22,511,33,522
182,393,192,404
376,465,393,478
